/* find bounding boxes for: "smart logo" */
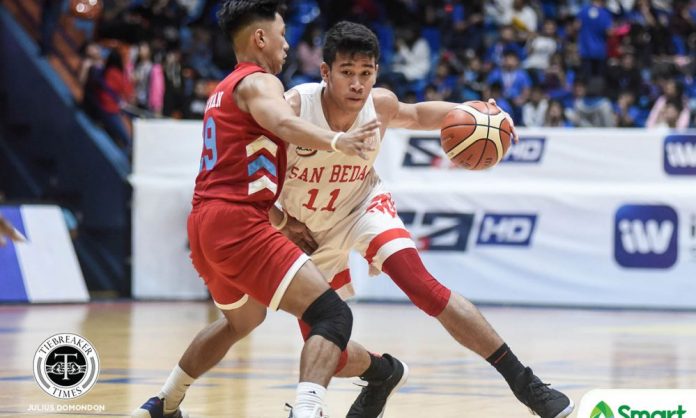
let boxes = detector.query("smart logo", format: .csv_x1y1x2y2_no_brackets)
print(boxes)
591,401,615,418
590,401,687,418
400,211,475,251
476,214,537,246
578,390,695,418
502,137,546,163
663,135,696,175
614,204,678,268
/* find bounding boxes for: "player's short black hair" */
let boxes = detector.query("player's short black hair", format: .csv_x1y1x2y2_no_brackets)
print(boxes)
217,0,282,40
323,21,380,67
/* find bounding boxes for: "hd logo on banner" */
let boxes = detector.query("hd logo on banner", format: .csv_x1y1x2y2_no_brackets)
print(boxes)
663,135,696,175
399,211,537,251
577,389,696,418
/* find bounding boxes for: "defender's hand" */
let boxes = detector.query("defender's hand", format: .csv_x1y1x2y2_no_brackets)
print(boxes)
335,119,381,160
280,215,318,255
0,216,25,246
486,98,519,144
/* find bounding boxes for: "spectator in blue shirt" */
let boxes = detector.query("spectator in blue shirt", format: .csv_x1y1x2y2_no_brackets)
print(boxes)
486,50,532,120
577,0,613,80
483,82,515,116
485,25,526,70
615,90,645,127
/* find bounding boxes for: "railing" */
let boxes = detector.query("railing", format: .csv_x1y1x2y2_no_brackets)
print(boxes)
3,0,86,101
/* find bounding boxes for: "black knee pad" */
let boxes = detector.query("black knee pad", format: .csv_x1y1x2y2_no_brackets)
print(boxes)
301,289,352,351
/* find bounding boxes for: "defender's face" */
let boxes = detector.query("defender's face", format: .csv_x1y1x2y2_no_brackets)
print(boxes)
262,13,289,75
322,52,378,111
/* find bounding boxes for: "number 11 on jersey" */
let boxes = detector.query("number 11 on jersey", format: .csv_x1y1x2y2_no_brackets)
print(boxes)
303,188,340,212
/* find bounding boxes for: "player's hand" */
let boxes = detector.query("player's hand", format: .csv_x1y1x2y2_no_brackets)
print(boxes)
335,119,380,160
486,98,519,144
280,215,318,255
0,216,25,247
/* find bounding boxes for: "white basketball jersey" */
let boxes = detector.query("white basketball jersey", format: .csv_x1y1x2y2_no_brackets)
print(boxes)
281,83,382,232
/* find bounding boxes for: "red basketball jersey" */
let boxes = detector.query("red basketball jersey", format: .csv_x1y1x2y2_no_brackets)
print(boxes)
192,62,286,211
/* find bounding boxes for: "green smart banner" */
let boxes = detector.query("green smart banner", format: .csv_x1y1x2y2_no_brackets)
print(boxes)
578,389,696,418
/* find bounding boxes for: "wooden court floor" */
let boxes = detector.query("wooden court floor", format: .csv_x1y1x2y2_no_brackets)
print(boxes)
0,301,695,417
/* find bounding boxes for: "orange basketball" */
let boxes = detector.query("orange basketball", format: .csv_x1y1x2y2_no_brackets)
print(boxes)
440,101,513,170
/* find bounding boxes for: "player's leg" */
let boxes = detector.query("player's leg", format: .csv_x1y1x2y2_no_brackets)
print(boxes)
133,204,268,418
380,248,500,355
381,249,573,417
293,264,398,377
183,203,353,418
179,298,267,379
298,223,409,418
132,297,267,418
357,194,573,418
270,260,353,418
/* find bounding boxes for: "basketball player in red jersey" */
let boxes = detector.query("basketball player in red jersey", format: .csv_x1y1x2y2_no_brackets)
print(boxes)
132,2,379,418
272,21,573,418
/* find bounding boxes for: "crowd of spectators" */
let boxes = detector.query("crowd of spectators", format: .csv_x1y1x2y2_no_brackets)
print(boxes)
66,0,696,149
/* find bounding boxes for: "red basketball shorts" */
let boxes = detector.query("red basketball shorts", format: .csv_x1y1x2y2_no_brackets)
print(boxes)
188,200,309,310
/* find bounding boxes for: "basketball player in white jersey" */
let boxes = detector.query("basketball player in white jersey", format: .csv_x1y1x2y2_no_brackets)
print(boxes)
270,21,574,418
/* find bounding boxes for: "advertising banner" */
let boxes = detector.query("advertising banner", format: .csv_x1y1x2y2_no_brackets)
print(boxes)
349,186,696,309
133,120,696,307
0,205,87,303
131,120,208,300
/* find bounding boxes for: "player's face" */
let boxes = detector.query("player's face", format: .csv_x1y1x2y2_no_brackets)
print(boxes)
261,13,289,74
322,52,378,111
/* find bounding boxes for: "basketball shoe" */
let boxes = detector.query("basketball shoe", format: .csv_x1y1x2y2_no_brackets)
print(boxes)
511,367,574,418
131,397,188,418
346,354,409,418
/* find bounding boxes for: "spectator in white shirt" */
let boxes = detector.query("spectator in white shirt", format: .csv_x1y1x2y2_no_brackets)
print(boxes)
523,85,549,127
392,26,431,82
524,19,558,83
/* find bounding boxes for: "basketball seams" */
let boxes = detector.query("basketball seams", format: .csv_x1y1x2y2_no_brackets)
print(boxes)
471,102,492,169
441,122,487,130
488,113,506,163
441,101,510,170
445,125,490,158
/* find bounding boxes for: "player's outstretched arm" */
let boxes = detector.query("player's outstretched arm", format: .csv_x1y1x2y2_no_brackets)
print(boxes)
0,215,25,246
238,73,379,159
375,88,519,142
374,88,458,130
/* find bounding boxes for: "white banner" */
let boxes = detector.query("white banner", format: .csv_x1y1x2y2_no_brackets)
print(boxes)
132,120,696,307
0,205,88,303
376,128,696,184
346,128,696,308
350,185,696,309
131,120,208,300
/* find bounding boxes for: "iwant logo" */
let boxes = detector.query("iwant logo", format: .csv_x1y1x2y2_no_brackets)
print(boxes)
614,204,678,269
663,135,696,175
